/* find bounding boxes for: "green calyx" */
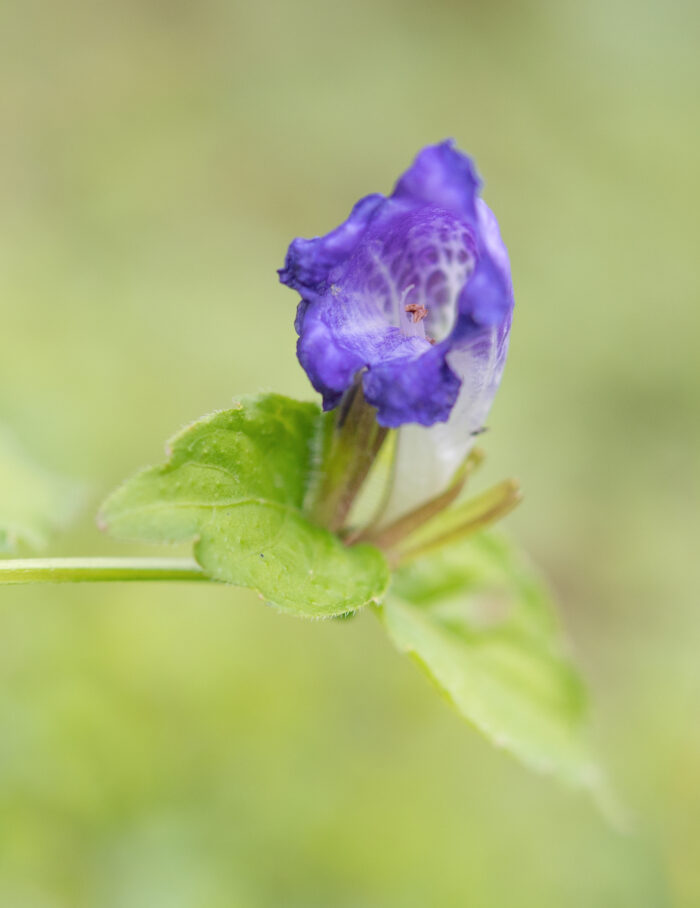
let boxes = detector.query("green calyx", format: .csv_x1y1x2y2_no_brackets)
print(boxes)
307,383,522,569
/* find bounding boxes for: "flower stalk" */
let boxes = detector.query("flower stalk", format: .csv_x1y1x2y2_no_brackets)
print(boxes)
308,380,389,533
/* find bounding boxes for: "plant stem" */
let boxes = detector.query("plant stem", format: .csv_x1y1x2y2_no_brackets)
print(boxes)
0,557,210,585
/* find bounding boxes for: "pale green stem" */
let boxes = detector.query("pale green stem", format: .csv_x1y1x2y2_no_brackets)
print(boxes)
0,557,210,584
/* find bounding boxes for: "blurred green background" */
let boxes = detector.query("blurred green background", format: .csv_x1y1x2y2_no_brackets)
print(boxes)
1,0,698,904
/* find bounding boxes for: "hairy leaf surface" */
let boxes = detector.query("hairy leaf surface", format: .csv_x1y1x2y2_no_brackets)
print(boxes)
100,395,389,617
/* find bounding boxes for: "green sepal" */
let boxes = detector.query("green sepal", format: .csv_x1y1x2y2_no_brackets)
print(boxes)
99,394,390,617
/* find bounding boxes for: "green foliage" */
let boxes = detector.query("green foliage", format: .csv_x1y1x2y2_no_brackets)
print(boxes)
98,397,598,785
383,533,600,787
99,395,390,617
0,426,83,554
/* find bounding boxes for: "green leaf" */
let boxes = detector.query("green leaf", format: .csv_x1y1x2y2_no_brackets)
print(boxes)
382,532,601,788
99,394,389,617
0,426,84,554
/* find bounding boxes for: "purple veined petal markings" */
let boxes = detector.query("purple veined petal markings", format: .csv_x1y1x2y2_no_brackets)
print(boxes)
280,140,514,520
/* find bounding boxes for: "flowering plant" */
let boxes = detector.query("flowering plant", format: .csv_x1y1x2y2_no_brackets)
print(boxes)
281,140,513,523
0,142,603,796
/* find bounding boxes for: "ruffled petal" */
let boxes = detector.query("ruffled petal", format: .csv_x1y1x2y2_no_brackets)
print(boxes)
278,193,384,296
362,346,462,428
295,304,366,410
456,199,514,329
392,139,481,221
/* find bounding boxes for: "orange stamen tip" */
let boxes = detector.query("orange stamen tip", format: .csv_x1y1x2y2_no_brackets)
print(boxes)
404,303,428,323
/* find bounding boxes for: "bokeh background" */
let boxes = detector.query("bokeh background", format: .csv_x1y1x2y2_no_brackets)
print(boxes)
1,0,698,904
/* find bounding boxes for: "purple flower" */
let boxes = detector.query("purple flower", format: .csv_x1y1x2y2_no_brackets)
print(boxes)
280,141,514,514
